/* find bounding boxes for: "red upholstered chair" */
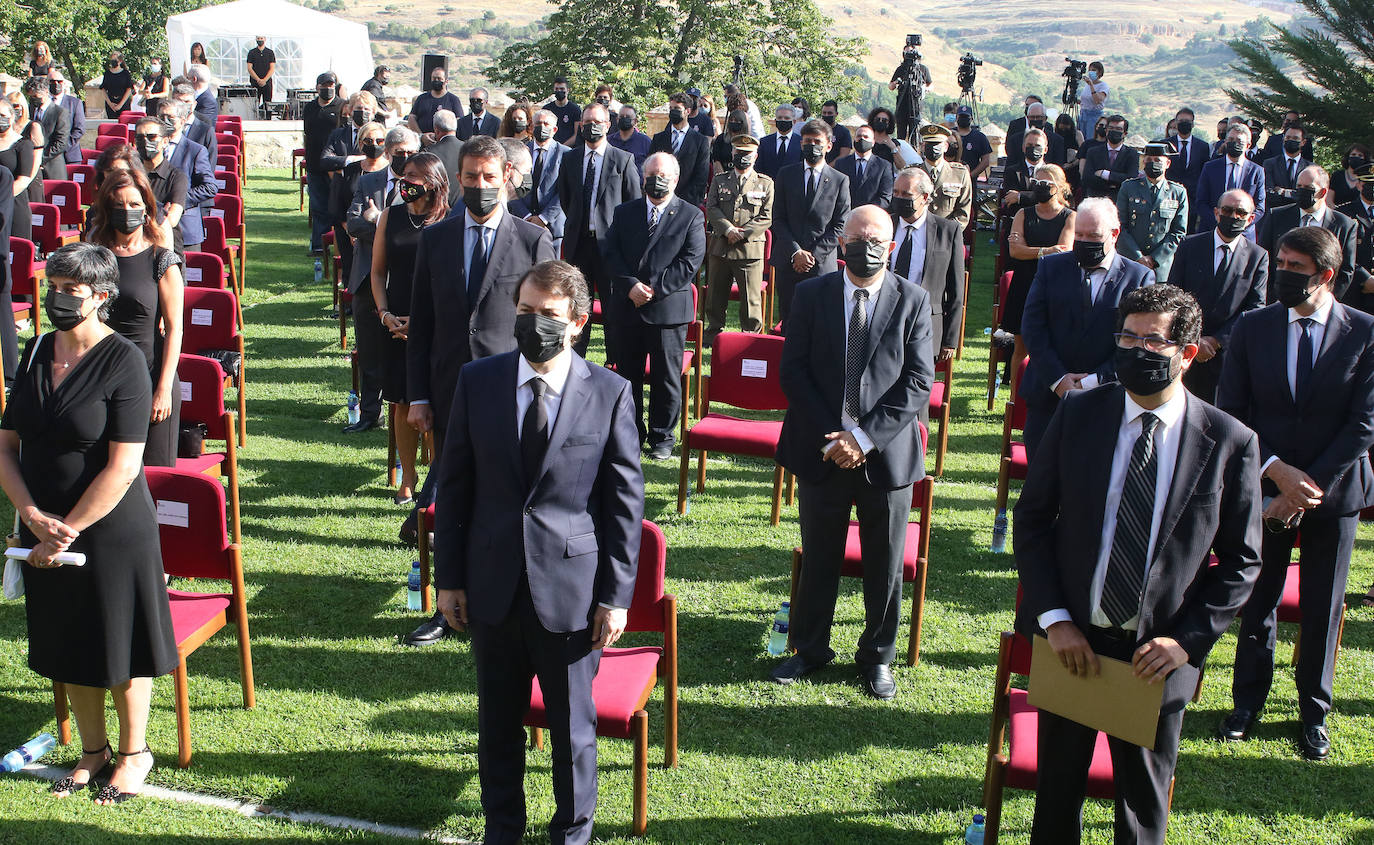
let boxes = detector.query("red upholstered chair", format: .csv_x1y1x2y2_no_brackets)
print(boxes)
991,357,1030,553
64,163,97,205
722,228,775,333
116,111,146,125
184,251,241,328
1277,560,1348,668
217,154,240,177
94,134,125,153
956,232,974,359
787,423,933,666
175,354,242,546
929,356,953,477
200,215,241,294
291,147,305,180
676,332,793,525
986,270,1014,411
183,287,247,446
80,148,101,164
28,202,66,255
42,179,85,234
97,122,130,140
8,238,43,334
216,133,243,175
211,193,246,286
527,520,677,837
213,169,242,198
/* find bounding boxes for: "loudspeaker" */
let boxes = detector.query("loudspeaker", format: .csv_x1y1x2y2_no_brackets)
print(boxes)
420,54,449,89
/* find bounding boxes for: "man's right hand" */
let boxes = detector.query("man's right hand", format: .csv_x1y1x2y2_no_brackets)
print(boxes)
408,403,433,433
437,588,468,631
1047,621,1100,677
1054,374,1085,398
362,198,380,223
1263,460,1323,509
791,250,815,273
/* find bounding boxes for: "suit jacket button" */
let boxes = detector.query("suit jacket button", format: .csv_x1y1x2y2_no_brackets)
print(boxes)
525,506,534,514
470,328,478,334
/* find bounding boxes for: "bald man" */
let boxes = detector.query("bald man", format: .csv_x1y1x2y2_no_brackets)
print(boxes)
772,204,934,700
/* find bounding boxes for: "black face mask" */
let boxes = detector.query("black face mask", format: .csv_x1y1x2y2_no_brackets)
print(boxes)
397,181,428,204
617,115,635,131
801,142,825,164
513,173,533,200
843,239,888,278
853,138,874,154
317,86,334,100
1115,345,1179,397
821,114,835,126
1073,239,1108,268
733,152,755,171
1024,146,1044,163
1032,183,1055,204
1275,269,1318,309
361,141,384,159
1216,214,1248,238
872,119,891,134
922,142,943,162
1027,118,1046,130
256,41,265,48
957,115,971,129
49,81,61,97
668,108,684,125
429,79,444,93
1225,139,1246,158
1095,126,1107,139
112,207,145,234
1283,138,1303,154
727,121,745,134
352,109,368,127
596,98,610,108
532,124,553,143
1106,128,1125,144
775,119,793,135
463,185,501,217
512,120,528,133
514,312,569,363
582,123,606,143
1143,160,1166,179
1177,119,1194,136
1293,186,1318,210
45,290,91,331
553,90,568,102
1347,155,1367,172
135,138,160,161
644,174,671,199
889,196,917,220
470,99,484,114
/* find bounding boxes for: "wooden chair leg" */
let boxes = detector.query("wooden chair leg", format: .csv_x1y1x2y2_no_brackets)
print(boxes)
234,614,256,710
785,472,795,506
529,726,544,750
908,555,927,667
676,447,690,515
696,450,707,493
632,710,649,837
387,405,398,487
984,765,1005,845
53,682,71,745
770,464,783,526
994,459,1011,513
956,271,970,359
421,431,432,466
174,658,192,768
237,368,247,448
419,522,433,614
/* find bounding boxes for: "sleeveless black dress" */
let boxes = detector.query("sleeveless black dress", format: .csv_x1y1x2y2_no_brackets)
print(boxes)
1003,206,1071,334
381,208,423,403
110,245,181,466
0,137,35,241
3,332,177,687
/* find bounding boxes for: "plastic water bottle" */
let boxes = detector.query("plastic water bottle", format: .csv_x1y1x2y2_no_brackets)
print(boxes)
313,258,323,284
346,390,361,426
1,733,55,773
964,813,986,844
766,602,790,656
406,561,422,611
990,510,1008,554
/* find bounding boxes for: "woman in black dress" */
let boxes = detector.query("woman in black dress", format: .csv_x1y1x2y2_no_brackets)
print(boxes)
0,99,36,242
370,152,448,504
1330,143,1371,208
0,243,176,803
99,52,135,119
329,120,388,285
1004,163,1075,382
142,58,170,118
86,169,183,466
6,93,46,217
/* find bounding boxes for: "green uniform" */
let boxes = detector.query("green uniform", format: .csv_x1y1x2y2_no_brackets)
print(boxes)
705,168,774,334
921,159,973,229
1116,176,1189,282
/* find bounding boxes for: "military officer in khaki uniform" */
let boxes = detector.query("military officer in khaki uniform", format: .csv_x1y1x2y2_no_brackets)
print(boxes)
705,135,774,338
916,123,973,229
1116,142,1190,281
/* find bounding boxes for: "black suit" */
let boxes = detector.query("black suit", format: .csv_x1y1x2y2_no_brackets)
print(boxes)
770,162,850,327
430,134,463,208
457,111,501,141
755,132,803,179
320,125,362,174
604,196,705,448
1168,232,1269,402
1261,154,1311,211
556,143,642,358
777,270,933,667
1258,205,1358,301
34,102,71,180
1081,144,1140,199
1338,198,1374,313
1165,135,1210,205
1015,385,1262,845
648,126,711,206
1219,301,1374,726
834,154,894,211
435,350,644,845
1004,130,1067,173
889,212,965,363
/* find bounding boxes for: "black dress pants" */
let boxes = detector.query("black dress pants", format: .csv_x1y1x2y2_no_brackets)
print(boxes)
350,285,386,424
615,317,687,448
570,236,615,362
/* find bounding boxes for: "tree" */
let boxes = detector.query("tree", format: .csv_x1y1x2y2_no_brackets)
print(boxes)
484,0,866,115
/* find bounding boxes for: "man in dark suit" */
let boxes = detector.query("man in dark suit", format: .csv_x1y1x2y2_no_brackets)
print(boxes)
343,126,421,435
172,83,218,168
1196,123,1266,239
771,205,933,699
1337,168,1374,313
1004,95,1041,144
1016,284,1262,845
833,124,893,211
889,167,963,375
648,92,711,206
428,109,463,207
457,87,501,140
435,260,644,845
755,104,803,179
24,77,70,181
155,98,216,252
1218,226,1374,761
49,71,86,166
320,94,376,176
1081,114,1139,200
1020,198,1156,459
403,135,558,646
1004,101,1067,174
523,109,569,255
1259,110,1315,163
1261,123,1311,212
1259,166,1358,301
1000,129,1051,212
1165,107,1209,208
771,118,851,328
604,153,706,460
556,103,642,360
1169,189,1269,403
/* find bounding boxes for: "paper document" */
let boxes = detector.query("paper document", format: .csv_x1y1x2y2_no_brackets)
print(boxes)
1026,634,1165,749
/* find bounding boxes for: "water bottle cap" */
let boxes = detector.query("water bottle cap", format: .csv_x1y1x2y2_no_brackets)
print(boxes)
780,601,790,608
412,560,421,568
973,813,985,824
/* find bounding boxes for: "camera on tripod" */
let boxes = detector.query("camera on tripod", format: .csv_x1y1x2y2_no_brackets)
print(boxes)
902,33,923,61
957,52,983,93
732,54,744,86
1063,58,1087,81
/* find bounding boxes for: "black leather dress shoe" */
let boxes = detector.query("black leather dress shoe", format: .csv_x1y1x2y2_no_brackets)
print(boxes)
401,611,454,647
770,654,822,684
342,417,381,434
1298,722,1330,760
1218,709,1260,741
647,442,674,461
860,663,897,700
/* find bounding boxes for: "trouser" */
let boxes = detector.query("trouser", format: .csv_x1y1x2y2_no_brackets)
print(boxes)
791,472,913,667
615,318,687,448
0,258,17,384
469,578,601,845
350,285,386,424
1031,627,1197,845
774,262,821,332
332,222,354,285
705,253,764,336
306,170,331,250
1022,396,1058,465
1077,107,1104,141
1231,511,1357,725
252,79,272,107
570,235,615,362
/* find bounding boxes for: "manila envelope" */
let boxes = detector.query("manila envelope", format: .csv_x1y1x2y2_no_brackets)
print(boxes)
1027,635,1165,749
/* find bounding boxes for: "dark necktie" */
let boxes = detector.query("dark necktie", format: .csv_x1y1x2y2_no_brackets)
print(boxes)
521,377,549,486
1108,148,1118,166
1215,245,1231,280
648,204,659,239
672,130,682,153
806,169,817,203
1227,164,1237,191
1296,317,1315,396
893,226,913,277
1180,139,1188,168
385,177,398,206
1101,412,1160,627
467,226,489,301
1288,158,1297,185
582,152,597,221
778,135,787,159
844,288,870,421
531,148,544,195
855,157,865,183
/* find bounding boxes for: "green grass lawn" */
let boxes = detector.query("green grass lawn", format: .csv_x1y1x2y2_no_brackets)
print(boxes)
1,169,1372,843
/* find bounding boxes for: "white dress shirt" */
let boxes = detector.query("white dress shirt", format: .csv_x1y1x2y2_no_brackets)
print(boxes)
1213,229,1241,272
890,211,929,283
646,193,673,223
1285,296,1331,398
1299,205,1327,230
1038,389,1187,632
463,204,504,279
775,131,794,156
830,272,883,456
1053,258,1113,393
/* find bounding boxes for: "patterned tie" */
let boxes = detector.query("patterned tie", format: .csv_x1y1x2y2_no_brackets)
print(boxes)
1108,148,1118,166
672,129,682,154
467,225,489,301
1101,412,1160,627
1296,318,1315,396
648,203,659,239
521,377,549,486
844,288,870,421
1302,214,1314,229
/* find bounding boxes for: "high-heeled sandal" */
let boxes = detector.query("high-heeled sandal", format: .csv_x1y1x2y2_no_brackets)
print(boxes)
1362,583,1374,608
93,747,153,805
50,743,113,797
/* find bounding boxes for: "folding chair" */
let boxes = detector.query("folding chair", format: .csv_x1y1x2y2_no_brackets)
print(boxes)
211,193,246,287
213,170,242,197
116,111,146,125
9,238,41,333
64,163,97,206
175,353,242,546
183,250,242,328
291,147,305,180
28,202,71,255
96,122,130,141
42,180,85,234
94,134,126,153
199,216,242,295
183,287,247,446
986,271,1014,411
80,149,101,164
991,357,1030,554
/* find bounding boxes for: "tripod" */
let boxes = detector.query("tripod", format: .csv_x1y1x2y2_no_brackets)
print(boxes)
957,88,981,127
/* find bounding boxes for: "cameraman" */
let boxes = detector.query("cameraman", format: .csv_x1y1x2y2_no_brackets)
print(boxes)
888,41,932,143
1075,60,1109,141
954,105,993,181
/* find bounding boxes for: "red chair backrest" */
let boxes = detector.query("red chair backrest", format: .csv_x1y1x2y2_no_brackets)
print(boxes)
1007,357,1031,433
64,164,97,205
215,116,243,133
116,111,146,125
216,155,240,174
213,171,240,196
211,194,244,234
202,215,231,254
145,466,232,578
8,238,39,299
707,332,788,411
216,133,241,152
97,122,129,139
994,271,1013,327
182,287,240,352
176,354,234,442
94,134,125,152
183,251,228,290
625,520,669,634
80,148,100,164
28,202,61,253
42,180,82,227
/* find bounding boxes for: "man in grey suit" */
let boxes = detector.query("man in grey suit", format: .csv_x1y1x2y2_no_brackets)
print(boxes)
456,88,501,140
49,71,85,166
523,109,568,255
24,77,70,181
771,118,851,328
429,109,463,208
156,98,216,252
888,167,964,376
344,126,420,434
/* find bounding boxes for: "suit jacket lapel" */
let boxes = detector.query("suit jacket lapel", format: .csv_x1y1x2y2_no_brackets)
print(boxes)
498,353,523,484
533,355,590,490
864,272,900,368
1300,302,1353,405
824,273,846,365
1079,389,1124,563
1151,397,1215,566
474,215,517,307
595,150,612,205
921,221,944,290
451,221,472,312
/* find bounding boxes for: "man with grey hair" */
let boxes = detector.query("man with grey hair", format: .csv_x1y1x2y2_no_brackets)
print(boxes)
458,87,500,140
1020,196,1155,458
756,104,803,178
772,204,934,699
1196,121,1266,238
155,97,217,252
185,64,218,128
524,109,569,254
431,109,462,207
48,69,86,165
498,137,536,219
171,82,217,165
1260,164,1358,300
890,166,965,373
604,152,705,459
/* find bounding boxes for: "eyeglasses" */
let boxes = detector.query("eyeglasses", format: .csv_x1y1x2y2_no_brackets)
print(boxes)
1264,510,1303,534
1217,206,1251,219
135,133,162,143
1113,331,1178,353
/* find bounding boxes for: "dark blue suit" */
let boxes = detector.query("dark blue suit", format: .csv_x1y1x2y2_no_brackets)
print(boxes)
183,117,218,173
165,136,216,247
194,89,218,129
755,131,802,179
525,140,569,251
1019,251,1155,458
834,153,894,211
1165,134,1209,206
770,162,850,326
1195,155,1266,239
1218,300,1374,726
1169,232,1268,403
457,111,501,141
435,349,644,845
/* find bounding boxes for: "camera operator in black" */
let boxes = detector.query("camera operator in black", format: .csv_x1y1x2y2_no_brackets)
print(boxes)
888,35,931,145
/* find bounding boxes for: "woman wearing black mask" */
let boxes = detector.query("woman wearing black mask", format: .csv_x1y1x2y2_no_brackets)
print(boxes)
866,106,915,168
1004,163,1075,377
86,170,183,466
370,153,448,504
1331,143,1371,207
712,109,751,174
99,51,135,119
0,99,37,242
500,101,534,141
331,121,389,274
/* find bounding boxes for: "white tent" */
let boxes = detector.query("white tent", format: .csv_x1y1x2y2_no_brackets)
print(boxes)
165,0,373,101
